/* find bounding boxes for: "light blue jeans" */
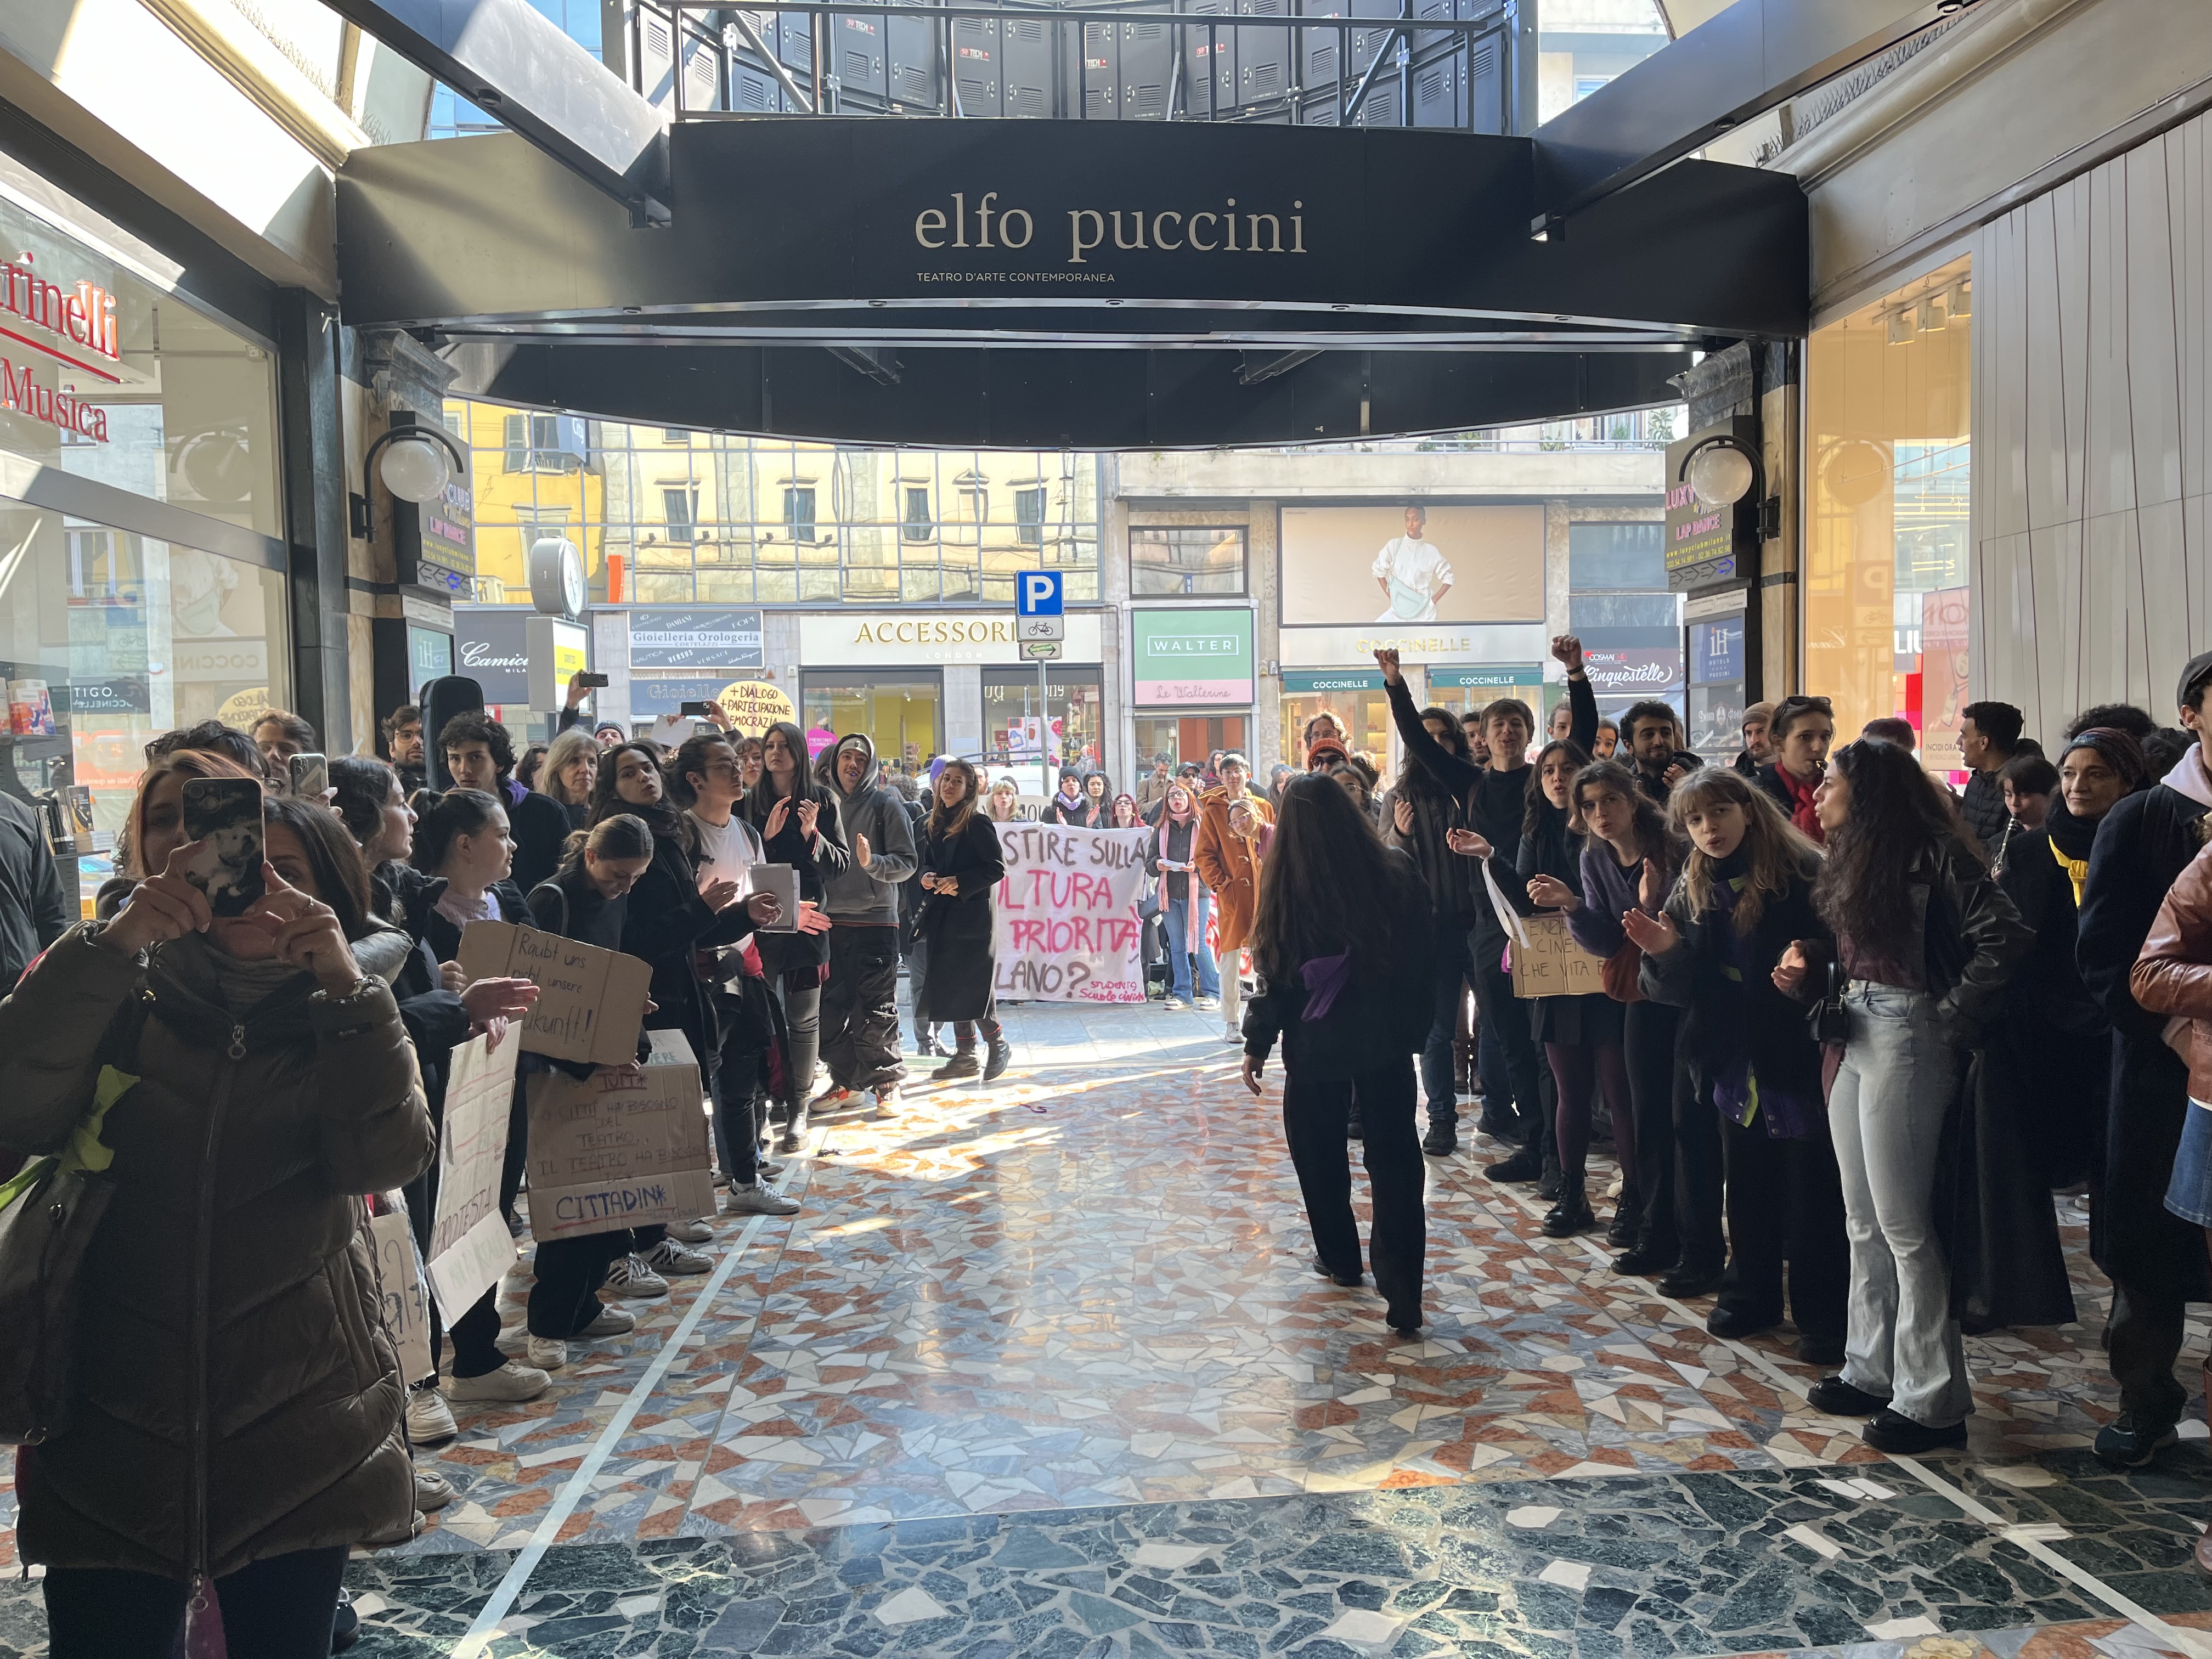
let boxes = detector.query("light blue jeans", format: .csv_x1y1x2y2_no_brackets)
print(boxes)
1163,889,1220,1001
1827,981,1971,1428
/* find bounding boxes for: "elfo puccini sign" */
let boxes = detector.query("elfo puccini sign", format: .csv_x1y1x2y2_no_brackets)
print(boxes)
994,825,1152,1003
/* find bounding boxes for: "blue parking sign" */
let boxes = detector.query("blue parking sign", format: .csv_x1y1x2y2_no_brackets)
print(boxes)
1016,571,1063,617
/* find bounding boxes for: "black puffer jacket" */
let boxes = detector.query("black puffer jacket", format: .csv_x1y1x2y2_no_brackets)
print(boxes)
0,925,431,1579
1959,768,2009,854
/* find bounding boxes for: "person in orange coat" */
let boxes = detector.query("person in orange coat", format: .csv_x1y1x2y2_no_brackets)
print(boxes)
1195,751,1274,1044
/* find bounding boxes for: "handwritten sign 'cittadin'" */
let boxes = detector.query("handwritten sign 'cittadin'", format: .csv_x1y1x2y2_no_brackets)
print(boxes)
525,1030,715,1239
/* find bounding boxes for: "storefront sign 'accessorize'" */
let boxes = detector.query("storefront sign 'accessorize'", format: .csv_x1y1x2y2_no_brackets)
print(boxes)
994,824,1151,1003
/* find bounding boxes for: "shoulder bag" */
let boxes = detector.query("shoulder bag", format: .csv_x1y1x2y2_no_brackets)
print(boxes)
1807,959,1848,1045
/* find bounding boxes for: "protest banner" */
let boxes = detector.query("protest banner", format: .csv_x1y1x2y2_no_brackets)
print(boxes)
368,1207,433,1385
1508,913,1607,998
992,823,1151,1003
458,919,653,1066
424,1030,521,1325
525,1030,716,1239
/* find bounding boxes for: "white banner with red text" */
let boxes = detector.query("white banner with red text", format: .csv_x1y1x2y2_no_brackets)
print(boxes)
992,823,1152,1003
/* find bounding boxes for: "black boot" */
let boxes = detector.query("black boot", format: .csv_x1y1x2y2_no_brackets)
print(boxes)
1541,1186,1594,1237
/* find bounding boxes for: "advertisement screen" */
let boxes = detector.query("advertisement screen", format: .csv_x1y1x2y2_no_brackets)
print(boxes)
1279,505,1544,627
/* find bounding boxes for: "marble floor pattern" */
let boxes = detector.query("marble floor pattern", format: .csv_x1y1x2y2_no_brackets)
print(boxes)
2,997,2208,1658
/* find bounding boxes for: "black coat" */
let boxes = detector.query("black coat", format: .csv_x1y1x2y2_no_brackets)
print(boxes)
744,783,849,975
0,791,66,995
616,830,754,1076
2076,782,2212,1301
504,785,576,895
917,811,1005,1022
1992,825,2107,1187
1242,849,1434,1080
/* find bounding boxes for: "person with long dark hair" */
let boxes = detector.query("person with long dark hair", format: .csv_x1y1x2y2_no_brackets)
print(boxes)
1148,780,1218,1009
1243,773,1435,1334
1385,699,1483,1156
1517,741,1621,1237
1775,737,2029,1452
742,721,851,1135
1625,767,1847,1359
916,758,1011,1080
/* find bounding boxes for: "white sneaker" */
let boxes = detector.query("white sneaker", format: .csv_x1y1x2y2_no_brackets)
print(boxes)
527,1335,567,1370
414,1467,455,1513
724,1182,801,1217
643,1237,713,1275
1222,1025,1240,1045
666,1217,714,1244
1163,996,1186,1010
446,1359,551,1403
577,1305,636,1339
874,1086,902,1118
406,1386,458,1447
604,1254,670,1297
808,1084,856,1113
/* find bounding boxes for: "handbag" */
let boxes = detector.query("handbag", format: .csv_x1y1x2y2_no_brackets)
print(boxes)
1601,941,1645,1004
0,990,148,1446
1807,959,1848,1045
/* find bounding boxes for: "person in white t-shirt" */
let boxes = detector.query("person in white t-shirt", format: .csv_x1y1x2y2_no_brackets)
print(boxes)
1370,505,1455,623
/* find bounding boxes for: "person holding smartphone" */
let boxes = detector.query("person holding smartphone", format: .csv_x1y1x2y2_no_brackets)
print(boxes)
0,792,432,1656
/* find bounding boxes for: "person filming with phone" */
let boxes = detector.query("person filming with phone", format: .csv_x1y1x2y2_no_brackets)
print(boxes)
0,781,433,1656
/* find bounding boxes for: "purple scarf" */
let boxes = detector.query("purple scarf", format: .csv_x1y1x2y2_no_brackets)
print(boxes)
1301,952,1352,1021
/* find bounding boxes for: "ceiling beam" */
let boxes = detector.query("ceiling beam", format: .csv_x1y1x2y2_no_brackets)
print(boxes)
1237,348,1323,384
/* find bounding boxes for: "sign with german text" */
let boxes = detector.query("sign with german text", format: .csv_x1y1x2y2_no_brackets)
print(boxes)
525,1030,714,1239
424,1030,520,1324
457,919,653,1067
992,823,1151,1002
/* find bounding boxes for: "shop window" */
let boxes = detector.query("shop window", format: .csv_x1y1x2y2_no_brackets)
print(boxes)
1805,253,1972,769
1130,526,1247,596
799,672,941,776
782,486,817,543
1014,486,1047,545
983,667,1103,776
901,487,932,541
1136,714,1247,771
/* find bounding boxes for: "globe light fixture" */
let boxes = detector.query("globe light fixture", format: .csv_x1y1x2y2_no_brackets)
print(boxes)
1686,442,1756,507
377,433,452,502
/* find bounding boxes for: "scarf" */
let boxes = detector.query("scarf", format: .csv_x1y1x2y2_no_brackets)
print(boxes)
2163,744,2212,809
1301,952,1352,1021
159,931,312,1016
1775,765,1822,842
2051,836,2090,909
435,884,498,933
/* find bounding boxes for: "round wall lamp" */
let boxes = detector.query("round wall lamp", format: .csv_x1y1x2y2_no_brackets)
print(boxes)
352,420,470,538
1676,432,1782,542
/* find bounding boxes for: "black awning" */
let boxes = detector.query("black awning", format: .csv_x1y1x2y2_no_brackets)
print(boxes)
338,119,1804,447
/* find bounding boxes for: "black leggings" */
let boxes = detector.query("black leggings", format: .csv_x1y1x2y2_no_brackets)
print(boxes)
781,979,822,1097
1282,1056,1426,1326
43,1546,348,1659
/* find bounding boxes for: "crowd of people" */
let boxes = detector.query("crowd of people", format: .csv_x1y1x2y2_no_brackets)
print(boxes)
14,637,2212,1650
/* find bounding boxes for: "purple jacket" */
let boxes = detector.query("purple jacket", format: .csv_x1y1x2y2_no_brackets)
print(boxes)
1568,842,1647,959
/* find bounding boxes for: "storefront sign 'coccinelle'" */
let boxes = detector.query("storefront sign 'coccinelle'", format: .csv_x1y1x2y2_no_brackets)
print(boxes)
0,249,122,444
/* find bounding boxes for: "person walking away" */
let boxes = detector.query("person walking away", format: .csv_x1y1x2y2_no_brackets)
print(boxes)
1045,769,1097,826
743,721,851,1139
0,797,431,1657
1957,701,2025,851
2125,833,2212,1568
2077,658,2212,1469
1624,769,1847,1358
438,712,574,894
1378,636,1596,1192
1195,753,1273,1042
1384,698,1486,1156
667,737,808,1216
541,727,600,828
1242,773,1435,1335
1518,742,1622,1237
1735,703,1775,777
1777,737,2030,1453
1147,781,1218,1010
917,758,1011,1081
1571,761,1707,1283
1755,696,1835,843
812,733,918,1116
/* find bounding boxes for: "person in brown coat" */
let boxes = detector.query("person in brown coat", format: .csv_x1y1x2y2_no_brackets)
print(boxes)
1194,752,1274,1044
0,795,433,1656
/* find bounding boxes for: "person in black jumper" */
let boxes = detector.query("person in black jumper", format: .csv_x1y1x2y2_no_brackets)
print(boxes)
1242,772,1435,1335
1957,701,2024,851
917,758,1011,1081
1378,637,1596,1192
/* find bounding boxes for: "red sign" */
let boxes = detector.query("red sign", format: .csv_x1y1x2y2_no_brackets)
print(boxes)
0,250,122,444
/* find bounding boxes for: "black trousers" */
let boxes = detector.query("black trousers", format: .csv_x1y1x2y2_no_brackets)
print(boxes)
1716,1107,1849,1341
821,924,907,1092
528,1232,628,1339
1470,949,1547,1152
403,1158,504,1380
498,1081,528,1221
1419,920,1474,1124
43,1546,348,1659
1624,1001,1682,1254
2108,1278,2191,1425
1674,1054,1726,1274
1282,1055,1426,1325
709,984,769,1186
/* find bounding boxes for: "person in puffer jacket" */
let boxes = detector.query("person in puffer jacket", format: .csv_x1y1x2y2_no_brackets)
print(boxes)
0,793,432,1656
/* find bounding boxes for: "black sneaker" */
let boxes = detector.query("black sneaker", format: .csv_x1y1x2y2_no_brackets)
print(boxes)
1485,1148,1543,1183
2095,1412,2180,1470
1421,1120,1458,1157
1707,1305,1780,1340
1541,1195,1594,1238
1807,1376,1888,1417
1656,1265,1725,1299
332,1588,361,1652
1611,1242,1677,1277
1476,1111,1519,1143
982,1037,1013,1081
933,1050,981,1081
1864,1408,1968,1454
1536,1161,1565,1201
1387,1307,1424,1336
1311,1256,1363,1288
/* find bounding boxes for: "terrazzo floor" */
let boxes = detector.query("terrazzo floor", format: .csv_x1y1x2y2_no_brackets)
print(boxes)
3,995,2208,1659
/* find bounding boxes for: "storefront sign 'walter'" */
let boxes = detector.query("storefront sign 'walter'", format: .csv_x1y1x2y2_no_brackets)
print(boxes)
993,824,1150,1003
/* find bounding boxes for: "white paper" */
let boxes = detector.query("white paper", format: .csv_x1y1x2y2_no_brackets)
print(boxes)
1481,855,1529,947
425,1030,521,1325
647,714,698,749
743,862,799,932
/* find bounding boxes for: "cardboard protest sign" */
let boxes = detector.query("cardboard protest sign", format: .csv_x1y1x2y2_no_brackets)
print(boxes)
368,1207,433,1386
458,919,653,1066
1508,913,1607,998
992,823,1151,1003
424,1030,521,1325
525,1029,715,1239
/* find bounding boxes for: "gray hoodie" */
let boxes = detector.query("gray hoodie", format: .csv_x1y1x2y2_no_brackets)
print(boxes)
814,734,919,925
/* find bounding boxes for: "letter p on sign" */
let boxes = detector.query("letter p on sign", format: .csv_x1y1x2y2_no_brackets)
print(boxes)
1017,571,1063,618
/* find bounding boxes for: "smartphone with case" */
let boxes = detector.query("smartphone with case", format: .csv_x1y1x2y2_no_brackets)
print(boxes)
679,700,718,719
180,776,266,917
288,752,328,799
578,672,609,689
